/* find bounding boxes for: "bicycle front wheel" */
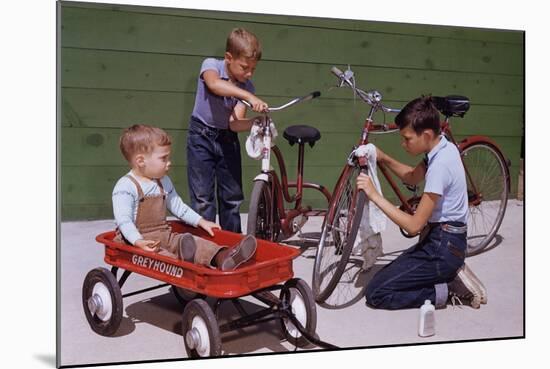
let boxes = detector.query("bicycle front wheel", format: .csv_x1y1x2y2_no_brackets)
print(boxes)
246,180,280,242
461,142,509,255
313,164,365,303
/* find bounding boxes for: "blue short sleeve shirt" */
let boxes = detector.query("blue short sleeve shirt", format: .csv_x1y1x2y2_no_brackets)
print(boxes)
423,135,468,223
190,58,255,129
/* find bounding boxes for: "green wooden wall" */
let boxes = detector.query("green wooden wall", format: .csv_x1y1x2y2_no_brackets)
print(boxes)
59,1,524,220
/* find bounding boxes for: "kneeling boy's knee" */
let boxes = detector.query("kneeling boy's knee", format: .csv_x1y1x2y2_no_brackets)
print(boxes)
365,283,381,307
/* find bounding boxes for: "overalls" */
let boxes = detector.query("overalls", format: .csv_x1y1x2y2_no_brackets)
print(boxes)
114,175,222,266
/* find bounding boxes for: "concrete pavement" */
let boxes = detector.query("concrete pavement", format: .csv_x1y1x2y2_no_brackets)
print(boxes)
59,200,524,366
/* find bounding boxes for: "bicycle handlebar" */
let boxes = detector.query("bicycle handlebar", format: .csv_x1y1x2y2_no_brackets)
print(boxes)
239,91,321,113
331,66,401,114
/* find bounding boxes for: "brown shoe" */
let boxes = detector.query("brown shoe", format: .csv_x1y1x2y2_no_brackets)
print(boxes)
462,263,487,304
215,235,257,271
178,233,197,263
447,265,483,309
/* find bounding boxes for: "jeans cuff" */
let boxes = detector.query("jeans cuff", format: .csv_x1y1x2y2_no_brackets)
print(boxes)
434,283,448,308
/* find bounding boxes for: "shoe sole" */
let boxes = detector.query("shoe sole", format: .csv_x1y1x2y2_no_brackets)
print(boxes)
462,263,487,304
220,235,257,271
457,268,482,309
179,233,197,263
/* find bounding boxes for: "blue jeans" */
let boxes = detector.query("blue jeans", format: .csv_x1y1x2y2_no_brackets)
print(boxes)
365,222,467,310
186,117,243,233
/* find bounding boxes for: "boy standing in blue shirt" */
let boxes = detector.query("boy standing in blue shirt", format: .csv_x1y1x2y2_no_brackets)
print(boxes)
187,28,268,233
357,96,487,309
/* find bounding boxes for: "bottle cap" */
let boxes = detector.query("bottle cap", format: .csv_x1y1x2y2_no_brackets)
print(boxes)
424,300,431,305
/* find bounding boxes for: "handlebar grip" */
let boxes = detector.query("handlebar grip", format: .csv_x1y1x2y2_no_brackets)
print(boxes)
312,91,321,99
331,66,344,78
239,99,252,108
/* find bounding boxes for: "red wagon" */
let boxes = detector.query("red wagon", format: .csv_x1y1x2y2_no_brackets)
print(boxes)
82,221,334,358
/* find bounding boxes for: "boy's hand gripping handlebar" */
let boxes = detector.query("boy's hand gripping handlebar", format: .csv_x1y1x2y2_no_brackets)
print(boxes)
240,91,321,113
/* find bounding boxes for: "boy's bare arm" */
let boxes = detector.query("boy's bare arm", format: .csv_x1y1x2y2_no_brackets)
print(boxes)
228,104,259,132
378,148,426,185
202,70,267,112
357,173,438,234
371,191,438,235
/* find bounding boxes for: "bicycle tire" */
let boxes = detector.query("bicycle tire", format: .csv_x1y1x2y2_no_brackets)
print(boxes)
461,142,509,255
246,180,280,241
313,164,365,303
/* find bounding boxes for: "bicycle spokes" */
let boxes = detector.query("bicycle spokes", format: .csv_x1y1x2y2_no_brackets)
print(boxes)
462,143,509,254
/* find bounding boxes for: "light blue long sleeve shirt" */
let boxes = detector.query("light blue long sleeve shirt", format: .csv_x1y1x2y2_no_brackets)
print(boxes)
112,172,201,244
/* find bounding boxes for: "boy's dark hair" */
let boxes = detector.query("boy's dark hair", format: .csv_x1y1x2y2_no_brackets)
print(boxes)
395,95,441,135
226,28,262,60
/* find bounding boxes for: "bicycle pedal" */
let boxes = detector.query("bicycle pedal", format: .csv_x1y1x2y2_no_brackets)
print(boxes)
291,214,308,233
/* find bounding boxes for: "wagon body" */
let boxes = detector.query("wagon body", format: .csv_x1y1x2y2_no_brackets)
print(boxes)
95,221,300,298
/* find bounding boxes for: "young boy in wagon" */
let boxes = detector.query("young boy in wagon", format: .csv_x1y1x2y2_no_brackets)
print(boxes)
112,124,256,271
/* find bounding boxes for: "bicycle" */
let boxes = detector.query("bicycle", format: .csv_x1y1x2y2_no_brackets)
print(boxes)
312,66,510,303
241,92,331,242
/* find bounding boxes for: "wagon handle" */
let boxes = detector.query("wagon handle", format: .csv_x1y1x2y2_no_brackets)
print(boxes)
282,309,339,349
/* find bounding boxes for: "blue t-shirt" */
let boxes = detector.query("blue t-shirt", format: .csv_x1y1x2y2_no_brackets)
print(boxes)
423,135,468,224
190,58,255,129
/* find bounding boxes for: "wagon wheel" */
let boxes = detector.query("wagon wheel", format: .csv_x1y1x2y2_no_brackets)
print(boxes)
82,267,123,336
182,299,222,358
279,278,317,347
171,286,206,306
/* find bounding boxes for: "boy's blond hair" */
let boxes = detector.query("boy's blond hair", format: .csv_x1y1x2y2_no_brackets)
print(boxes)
119,124,171,163
226,28,262,60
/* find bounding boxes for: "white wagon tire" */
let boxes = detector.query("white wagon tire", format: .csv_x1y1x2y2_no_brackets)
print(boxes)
82,267,123,336
182,299,222,357
279,278,317,347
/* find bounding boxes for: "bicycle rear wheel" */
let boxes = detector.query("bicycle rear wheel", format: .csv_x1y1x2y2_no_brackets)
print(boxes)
313,164,365,303
246,180,280,242
461,142,509,255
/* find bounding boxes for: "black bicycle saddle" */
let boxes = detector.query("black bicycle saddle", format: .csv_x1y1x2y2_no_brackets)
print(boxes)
283,125,321,147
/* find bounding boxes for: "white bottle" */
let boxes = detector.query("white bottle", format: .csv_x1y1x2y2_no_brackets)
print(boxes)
418,300,435,337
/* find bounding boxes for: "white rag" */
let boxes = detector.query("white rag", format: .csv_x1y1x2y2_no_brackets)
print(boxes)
352,144,387,270
245,121,278,160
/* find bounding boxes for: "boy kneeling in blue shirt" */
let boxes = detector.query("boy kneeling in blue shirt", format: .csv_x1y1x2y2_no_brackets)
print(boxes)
357,96,487,309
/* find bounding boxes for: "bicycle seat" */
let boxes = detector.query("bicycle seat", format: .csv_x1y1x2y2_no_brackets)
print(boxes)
433,95,470,118
283,125,321,147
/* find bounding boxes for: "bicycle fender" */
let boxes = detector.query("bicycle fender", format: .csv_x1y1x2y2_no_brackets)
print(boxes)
253,173,269,182
458,135,511,166
458,135,512,191
457,135,500,152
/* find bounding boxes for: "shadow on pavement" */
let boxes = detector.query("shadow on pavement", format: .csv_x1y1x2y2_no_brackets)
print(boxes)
282,231,322,252
320,261,384,309
124,292,186,336
467,234,504,256
123,290,297,355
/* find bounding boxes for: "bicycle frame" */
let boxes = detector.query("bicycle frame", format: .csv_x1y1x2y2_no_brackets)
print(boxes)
313,66,512,302
245,92,331,239
353,115,511,217
256,140,332,238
